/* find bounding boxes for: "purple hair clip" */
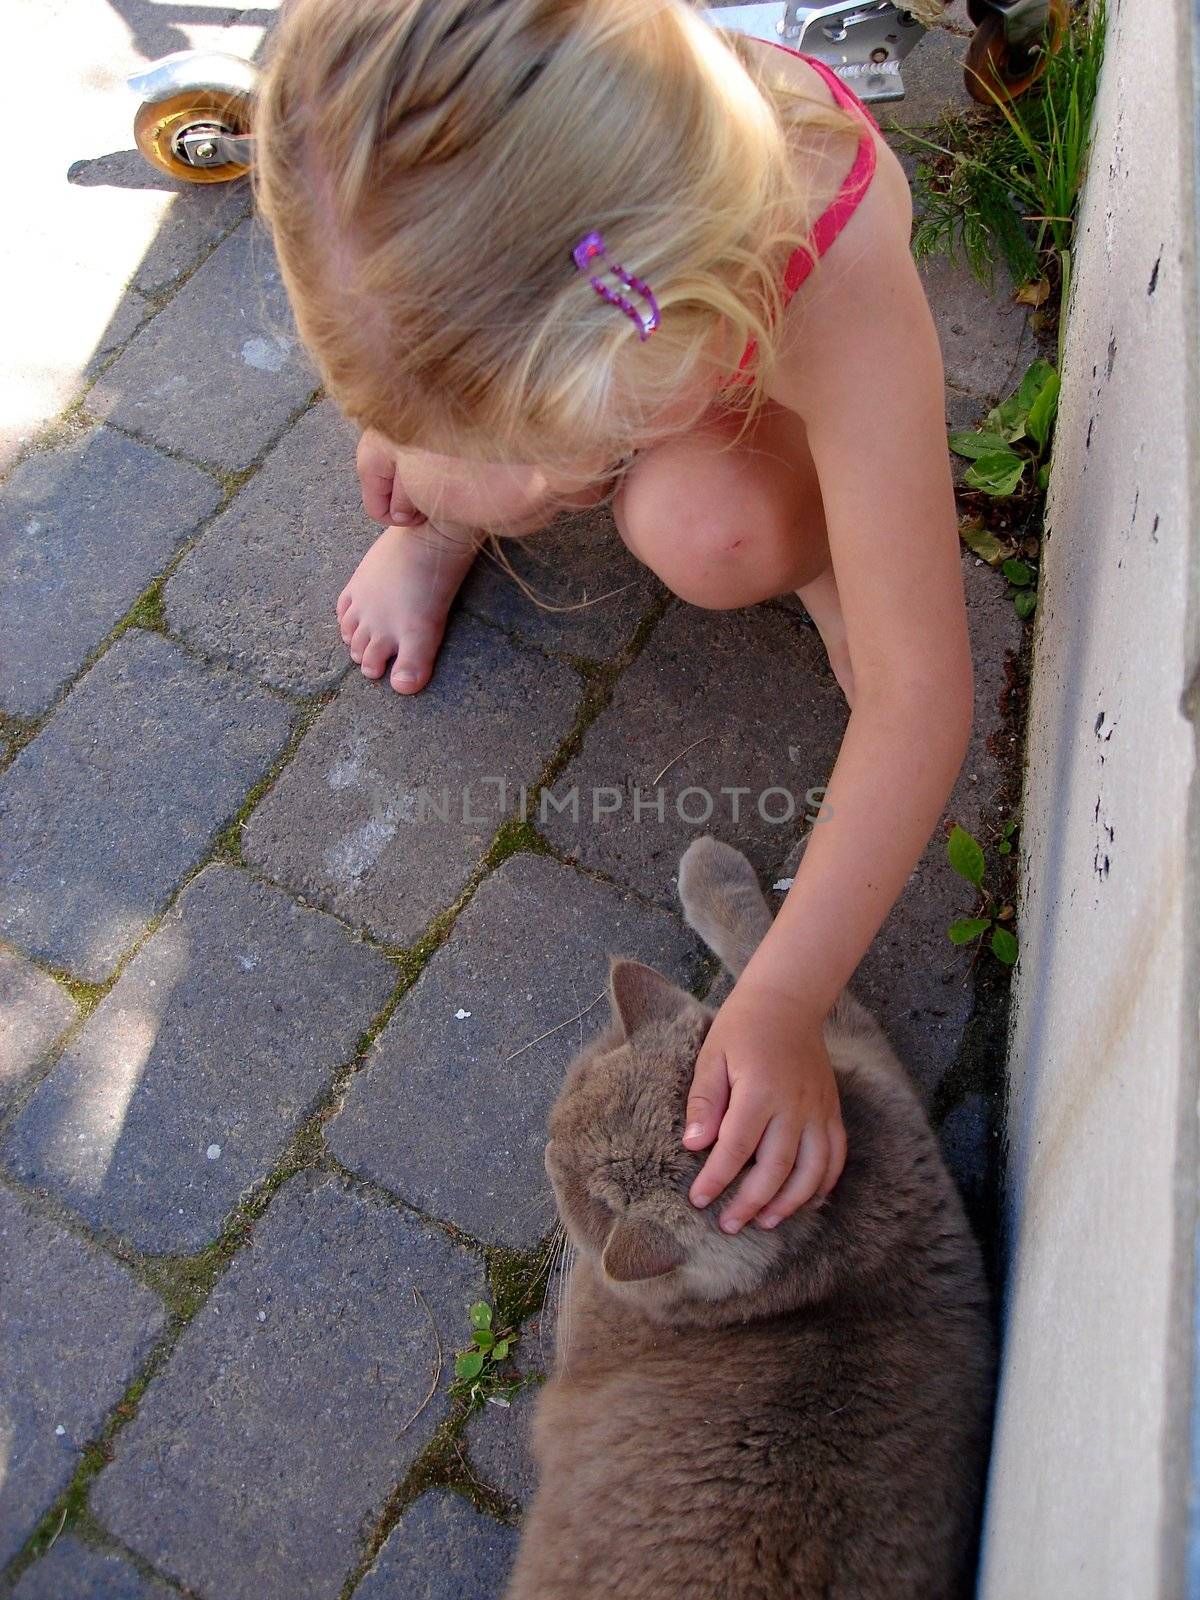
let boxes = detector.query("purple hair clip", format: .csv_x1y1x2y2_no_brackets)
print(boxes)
572,230,661,341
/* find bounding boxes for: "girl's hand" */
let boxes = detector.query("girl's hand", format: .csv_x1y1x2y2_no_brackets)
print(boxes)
356,429,428,528
683,981,846,1233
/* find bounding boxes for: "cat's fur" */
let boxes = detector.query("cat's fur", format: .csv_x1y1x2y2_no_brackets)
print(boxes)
505,837,995,1600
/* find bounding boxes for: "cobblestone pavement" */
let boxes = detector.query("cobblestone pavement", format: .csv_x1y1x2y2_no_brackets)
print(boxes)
2,3,1027,1594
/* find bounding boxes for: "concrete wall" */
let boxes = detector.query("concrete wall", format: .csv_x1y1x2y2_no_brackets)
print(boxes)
979,1,1200,1595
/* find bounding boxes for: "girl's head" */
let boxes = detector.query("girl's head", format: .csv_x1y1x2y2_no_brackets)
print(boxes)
256,0,860,470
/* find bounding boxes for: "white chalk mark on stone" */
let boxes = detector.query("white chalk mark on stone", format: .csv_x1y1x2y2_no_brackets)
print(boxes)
240,335,291,372
322,816,397,886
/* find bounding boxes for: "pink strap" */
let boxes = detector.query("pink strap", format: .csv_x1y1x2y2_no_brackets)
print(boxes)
730,46,880,379
781,51,879,291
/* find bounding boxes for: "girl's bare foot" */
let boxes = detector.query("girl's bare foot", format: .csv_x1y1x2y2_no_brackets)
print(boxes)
336,521,480,693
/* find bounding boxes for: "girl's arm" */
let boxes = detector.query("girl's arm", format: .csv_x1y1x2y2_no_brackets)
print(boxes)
685,216,974,1229
358,430,617,535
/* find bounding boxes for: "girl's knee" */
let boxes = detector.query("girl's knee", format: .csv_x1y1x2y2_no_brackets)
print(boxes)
614,461,798,610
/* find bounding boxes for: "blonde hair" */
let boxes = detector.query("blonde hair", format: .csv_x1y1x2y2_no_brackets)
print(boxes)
255,0,861,471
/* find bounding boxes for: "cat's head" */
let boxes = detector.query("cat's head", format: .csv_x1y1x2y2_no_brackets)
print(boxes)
545,958,830,1326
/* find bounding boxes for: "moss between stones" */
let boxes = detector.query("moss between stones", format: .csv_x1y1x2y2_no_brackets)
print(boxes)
5,1317,184,1583
118,578,168,637
209,690,335,865
487,1238,556,1334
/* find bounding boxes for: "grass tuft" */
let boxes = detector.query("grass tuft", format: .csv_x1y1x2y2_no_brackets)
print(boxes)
895,0,1107,296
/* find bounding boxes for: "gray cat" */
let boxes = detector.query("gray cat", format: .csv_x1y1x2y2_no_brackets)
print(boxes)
505,836,994,1600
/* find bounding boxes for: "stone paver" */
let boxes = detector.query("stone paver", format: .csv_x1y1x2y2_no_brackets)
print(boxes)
165,401,378,694
0,630,295,983
92,1174,485,1600
82,290,156,384
356,1491,519,1600
131,181,253,302
782,557,1021,1099
90,219,315,472
1,427,222,717
328,853,702,1248
540,602,848,907
469,1389,538,1509
467,1305,553,1508
0,950,75,1116
11,1535,176,1600
4,865,395,1253
243,614,581,946
0,1185,166,1567
919,253,1033,402
881,24,971,132
460,505,662,661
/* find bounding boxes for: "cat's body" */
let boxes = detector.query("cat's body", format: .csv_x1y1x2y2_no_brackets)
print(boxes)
505,839,994,1600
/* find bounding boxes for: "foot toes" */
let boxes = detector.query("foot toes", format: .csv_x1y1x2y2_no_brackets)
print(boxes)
390,663,431,694
349,622,373,664
388,621,445,695
339,605,359,645
360,634,396,679
336,589,352,620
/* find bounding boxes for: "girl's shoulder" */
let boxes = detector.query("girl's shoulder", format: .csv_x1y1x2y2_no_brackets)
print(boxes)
739,40,920,415
748,36,915,272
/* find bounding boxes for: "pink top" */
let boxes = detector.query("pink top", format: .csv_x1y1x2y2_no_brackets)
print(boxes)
731,45,882,381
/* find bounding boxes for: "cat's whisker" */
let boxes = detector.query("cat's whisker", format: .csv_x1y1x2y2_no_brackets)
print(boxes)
556,1231,577,1368
509,1187,558,1225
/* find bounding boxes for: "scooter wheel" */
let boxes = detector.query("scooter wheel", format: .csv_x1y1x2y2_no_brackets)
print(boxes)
133,88,252,183
964,0,1069,103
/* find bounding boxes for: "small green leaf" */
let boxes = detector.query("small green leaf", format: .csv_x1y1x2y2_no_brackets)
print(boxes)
982,396,1025,444
469,1302,493,1331
964,452,1026,497
474,1329,495,1352
948,916,993,945
1017,358,1056,411
1026,368,1060,451
1037,463,1051,491
984,359,1056,444
947,825,986,887
456,1351,485,1380
1001,559,1033,586
949,430,1013,461
1014,590,1037,619
991,926,1019,965
1002,820,1018,837
997,839,1012,854
959,520,1011,566
492,1339,510,1361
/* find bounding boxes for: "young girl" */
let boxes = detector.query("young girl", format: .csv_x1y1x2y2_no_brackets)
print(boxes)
255,0,973,1235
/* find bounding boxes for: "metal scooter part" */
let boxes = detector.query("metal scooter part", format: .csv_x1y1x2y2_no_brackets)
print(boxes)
128,50,257,175
703,1,926,102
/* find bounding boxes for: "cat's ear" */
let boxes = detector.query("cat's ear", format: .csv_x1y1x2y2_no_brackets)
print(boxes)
602,1217,687,1283
608,959,697,1039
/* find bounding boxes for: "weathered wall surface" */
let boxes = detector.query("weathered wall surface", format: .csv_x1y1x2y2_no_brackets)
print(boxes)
979,1,1200,1595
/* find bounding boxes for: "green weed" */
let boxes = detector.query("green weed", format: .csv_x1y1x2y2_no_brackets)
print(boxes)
450,1301,522,1410
899,0,1107,303
946,823,1019,966
952,356,1059,618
